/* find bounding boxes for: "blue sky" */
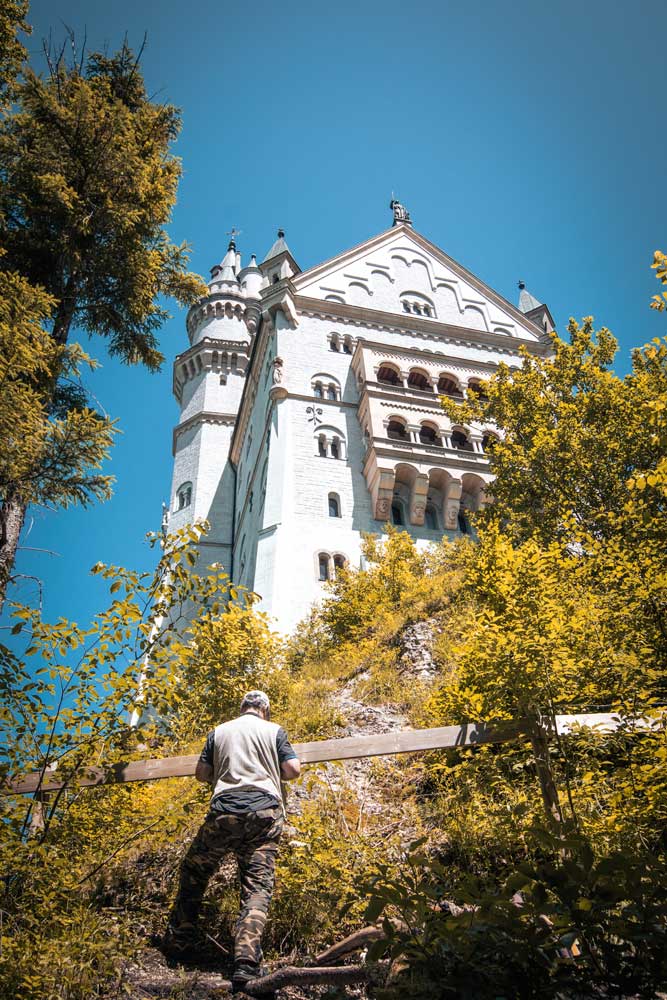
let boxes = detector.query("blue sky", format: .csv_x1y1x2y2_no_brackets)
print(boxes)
6,0,667,628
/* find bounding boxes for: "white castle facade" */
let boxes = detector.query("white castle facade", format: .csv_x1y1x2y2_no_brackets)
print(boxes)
167,205,553,633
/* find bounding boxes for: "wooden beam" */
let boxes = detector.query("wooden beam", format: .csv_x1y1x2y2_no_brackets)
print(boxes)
2,712,656,797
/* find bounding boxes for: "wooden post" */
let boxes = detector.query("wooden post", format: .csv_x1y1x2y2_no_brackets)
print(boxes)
526,714,565,831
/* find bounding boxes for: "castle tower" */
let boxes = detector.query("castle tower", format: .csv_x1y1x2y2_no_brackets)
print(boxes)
166,208,553,633
168,237,262,571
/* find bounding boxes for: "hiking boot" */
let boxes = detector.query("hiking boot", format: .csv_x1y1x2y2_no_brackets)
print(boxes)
232,960,261,994
152,930,200,964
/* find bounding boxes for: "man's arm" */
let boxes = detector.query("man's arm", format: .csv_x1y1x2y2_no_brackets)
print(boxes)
276,726,301,781
196,732,215,784
280,757,301,780
195,760,213,783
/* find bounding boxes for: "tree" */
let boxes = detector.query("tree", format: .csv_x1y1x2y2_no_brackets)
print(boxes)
0,26,206,604
0,524,234,999
351,264,667,998
441,315,664,547
0,0,29,110
0,268,118,602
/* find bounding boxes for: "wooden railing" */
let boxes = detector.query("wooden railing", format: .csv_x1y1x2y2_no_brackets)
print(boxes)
3,712,650,797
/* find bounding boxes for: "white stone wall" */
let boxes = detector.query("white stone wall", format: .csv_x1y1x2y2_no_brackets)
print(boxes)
295,228,540,342
238,310,480,633
167,224,547,634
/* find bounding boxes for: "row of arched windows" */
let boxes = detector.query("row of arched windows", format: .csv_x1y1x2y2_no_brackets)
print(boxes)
180,350,246,384
330,333,354,354
317,551,347,581
376,363,488,400
316,429,346,459
402,300,434,317
313,381,339,400
389,497,472,534
385,417,497,453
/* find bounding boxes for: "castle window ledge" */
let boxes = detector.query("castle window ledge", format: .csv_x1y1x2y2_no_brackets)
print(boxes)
405,386,436,399
370,381,404,393
372,438,489,464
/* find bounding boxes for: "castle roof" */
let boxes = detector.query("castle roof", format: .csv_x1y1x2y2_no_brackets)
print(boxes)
262,229,291,264
517,281,543,314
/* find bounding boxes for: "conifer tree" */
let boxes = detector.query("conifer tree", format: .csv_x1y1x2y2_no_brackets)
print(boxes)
0,16,206,605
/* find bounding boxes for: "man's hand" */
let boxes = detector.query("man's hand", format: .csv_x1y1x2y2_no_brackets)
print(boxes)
195,760,213,784
280,758,301,781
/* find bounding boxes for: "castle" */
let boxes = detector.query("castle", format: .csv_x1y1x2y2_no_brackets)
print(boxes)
167,204,553,633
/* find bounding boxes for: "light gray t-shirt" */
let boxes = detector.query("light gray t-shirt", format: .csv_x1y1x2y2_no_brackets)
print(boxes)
199,713,297,815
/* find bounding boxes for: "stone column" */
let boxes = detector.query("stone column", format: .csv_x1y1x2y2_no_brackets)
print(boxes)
373,468,396,521
443,478,463,530
409,473,430,525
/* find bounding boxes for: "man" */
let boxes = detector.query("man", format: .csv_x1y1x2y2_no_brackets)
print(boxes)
163,690,301,993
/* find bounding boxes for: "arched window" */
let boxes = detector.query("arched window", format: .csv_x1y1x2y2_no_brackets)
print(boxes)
437,375,463,397
387,419,408,441
391,501,404,526
328,493,341,517
482,432,498,453
312,373,341,399
468,379,489,402
333,554,346,574
342,337,353,355
330,335,340,352
407,369,432,391
315,426,346,459
425,502,439,530
451,427,473,452
419,423,438,445
377,364,401,386
318,554,330,581
176,482,192,510
400,295,436,318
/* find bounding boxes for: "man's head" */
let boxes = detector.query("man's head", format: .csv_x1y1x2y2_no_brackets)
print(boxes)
240,690,271,720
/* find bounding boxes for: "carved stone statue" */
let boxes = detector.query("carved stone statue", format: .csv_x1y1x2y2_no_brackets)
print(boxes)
272,357,284,384
390,199,412,226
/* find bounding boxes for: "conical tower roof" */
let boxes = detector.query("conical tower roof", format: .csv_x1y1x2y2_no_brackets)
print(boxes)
262,229,291,263
210,239,240,284
517,280,543,314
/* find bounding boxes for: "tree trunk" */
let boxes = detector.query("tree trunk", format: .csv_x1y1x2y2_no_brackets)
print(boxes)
526,714,566,832
0,490,27,613
0,295,76,612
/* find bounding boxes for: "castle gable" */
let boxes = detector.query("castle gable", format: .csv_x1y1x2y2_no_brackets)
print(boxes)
293,225,544,343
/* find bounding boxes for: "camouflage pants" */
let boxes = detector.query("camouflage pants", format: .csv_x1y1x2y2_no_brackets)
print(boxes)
167,805,284,964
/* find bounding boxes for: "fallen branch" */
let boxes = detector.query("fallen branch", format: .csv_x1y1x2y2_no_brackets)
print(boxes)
315,922,405,965
244,963,385,996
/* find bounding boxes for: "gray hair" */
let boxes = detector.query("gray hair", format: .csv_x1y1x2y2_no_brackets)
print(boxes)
240,690,271,714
